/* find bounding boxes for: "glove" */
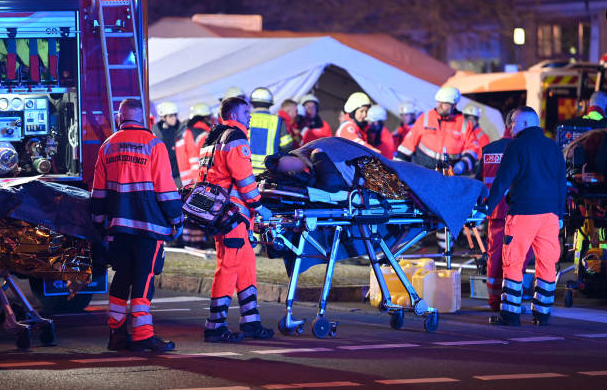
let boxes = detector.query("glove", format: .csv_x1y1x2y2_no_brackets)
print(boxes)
559,219,564,230
255,205,273,221
170,223,183,240
452,160,467,175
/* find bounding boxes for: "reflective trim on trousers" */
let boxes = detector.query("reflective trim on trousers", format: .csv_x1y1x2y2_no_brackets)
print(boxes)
240,313,261,324
536,278,556,292
503,278,523,290
238,286,257,300
210,296,231,307
240,301,257,313
531,302,551,314
501,291,522,305
132,314,153,327
209,311,228,321
500,302,522,314
205,319,227,330
131,304,150,313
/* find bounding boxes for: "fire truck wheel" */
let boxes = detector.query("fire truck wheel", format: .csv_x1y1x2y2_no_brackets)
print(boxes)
28,278,93,313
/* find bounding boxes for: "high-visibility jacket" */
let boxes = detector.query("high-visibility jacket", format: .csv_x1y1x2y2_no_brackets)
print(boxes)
249,108,293,174
471,123,490,150
396,109,480,170
91,124,184,241
198,120,262,219
299,115,332,145
152,121,199,187
277,109,302,148
392,123,412,147
335,115,380,153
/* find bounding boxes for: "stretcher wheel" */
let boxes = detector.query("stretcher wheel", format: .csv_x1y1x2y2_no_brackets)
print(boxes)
389,309,405,330
16,328,32,350
39,322,56,346
564,289,573,308
312,317,331,339
423,312,439,333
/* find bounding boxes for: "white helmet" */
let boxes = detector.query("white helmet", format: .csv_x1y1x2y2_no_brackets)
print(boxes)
250,87,274,105
399,101,416,115
434,86,461,104
366,105,387,122
344,92,372,113
463,105,481,118
300,94,319,106
223,86,245,100
157,101,178,117
189,103,211,119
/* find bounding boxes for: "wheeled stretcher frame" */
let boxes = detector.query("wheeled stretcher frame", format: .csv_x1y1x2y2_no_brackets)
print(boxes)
0,269,55,349
255,187,484,338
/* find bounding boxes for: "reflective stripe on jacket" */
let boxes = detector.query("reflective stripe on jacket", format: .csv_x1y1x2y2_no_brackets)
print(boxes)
335,115,380,153
91,124,184,240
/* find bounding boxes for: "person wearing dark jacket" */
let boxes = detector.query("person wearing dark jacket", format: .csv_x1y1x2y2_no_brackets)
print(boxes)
483,106,566,327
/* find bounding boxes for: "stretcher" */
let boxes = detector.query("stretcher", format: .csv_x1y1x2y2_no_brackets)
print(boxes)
253,177,485,338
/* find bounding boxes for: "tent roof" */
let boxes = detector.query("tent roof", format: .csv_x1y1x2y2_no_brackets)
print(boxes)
149,36,504,140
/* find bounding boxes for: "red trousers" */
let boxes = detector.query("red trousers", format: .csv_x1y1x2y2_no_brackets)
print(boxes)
502,214,560,283
486,218,533,307
211,221,256,298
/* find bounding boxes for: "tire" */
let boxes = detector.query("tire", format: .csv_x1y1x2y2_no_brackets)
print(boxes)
423,312,439,333
564,289,573,308
28,278,93,313
278,316,295,336
389,309,405,330
312,317,331,339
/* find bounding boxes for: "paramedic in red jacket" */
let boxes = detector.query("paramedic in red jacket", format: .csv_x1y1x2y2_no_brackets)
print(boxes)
335,92,381,153
91,98,183,352
198,97,274,343
298,94,332,145
366,104,396,159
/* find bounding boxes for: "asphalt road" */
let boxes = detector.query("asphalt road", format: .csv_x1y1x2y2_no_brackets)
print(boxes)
2,284,607,390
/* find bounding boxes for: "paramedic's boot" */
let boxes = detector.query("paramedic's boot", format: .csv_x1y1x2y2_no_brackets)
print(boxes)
238,286,275,340
107,322,131,351
531,278,556,326
489,278,522,326
204,296,244,343
130,335,175,352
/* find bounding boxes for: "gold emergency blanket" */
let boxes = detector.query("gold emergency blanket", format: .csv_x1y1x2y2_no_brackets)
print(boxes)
0,218,92,296
356,157,409,200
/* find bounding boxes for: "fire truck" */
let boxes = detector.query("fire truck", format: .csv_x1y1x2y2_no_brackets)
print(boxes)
445,60,606,138
0,0,149,311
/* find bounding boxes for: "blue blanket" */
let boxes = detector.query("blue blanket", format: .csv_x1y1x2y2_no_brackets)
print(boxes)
294,137,487,237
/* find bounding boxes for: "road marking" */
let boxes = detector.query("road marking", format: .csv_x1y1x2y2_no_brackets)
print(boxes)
168,387,250,390
0,361,56,368
150,308,191,312
508,336,565,342
71,357,148,363
575,333,607,338
159,352,241,358
474,373,567,380
337,343,419,350
578,371,607,376
89,296,209,305
433,340,508,346
376,378,459,384
251,348,333,354
263,382,361,389
551,307,607,324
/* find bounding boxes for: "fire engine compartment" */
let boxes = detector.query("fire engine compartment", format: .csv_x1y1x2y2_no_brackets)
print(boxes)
0,9,82,181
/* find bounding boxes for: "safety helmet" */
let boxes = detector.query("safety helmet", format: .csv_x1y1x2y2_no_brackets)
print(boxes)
399,101,416,115
157,101,178,117
189,103,211,119
344,92,372,113
366,105,387,122
434,86,461,104
223,86,245,100
300,94,319,106
250,87,274,105
463,105,481,118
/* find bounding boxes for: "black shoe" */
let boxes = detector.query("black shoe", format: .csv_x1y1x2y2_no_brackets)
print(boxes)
489,314,521,326
204,327,244,343
240,322,275,340
532,311,550,326
129,335,175,352
107,324,131,351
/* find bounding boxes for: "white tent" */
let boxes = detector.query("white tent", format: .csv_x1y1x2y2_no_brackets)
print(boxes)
149,36,504,139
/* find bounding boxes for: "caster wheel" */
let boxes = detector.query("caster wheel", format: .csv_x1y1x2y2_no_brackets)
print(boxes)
389,309,405,330
16,328,32,350
40,322,56,346
328,322,339,338
423,312,439,333
564,289,573,308
295,324,305,335
278,316,295,336
312,317,331,339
